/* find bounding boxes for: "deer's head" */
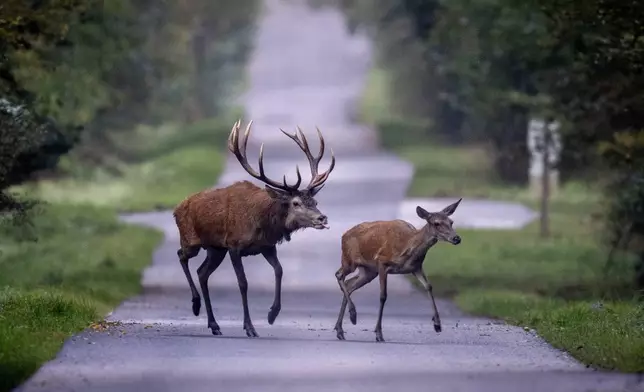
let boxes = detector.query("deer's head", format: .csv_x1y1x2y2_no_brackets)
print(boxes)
416,198,462,245
228,120,336,231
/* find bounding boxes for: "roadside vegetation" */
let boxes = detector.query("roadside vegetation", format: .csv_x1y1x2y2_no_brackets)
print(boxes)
329,0,644,373
0,1,258,390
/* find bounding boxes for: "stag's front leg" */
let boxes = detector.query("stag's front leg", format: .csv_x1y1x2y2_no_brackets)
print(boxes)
197,247,227,335
412,270,442,333
229,251,259,337
261,246,283,325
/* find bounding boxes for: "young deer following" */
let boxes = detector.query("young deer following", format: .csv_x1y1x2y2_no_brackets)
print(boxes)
334,198,463,342
173,120,336,337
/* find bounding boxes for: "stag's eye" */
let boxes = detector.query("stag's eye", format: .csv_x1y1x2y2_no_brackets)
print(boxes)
292,200,301,207
434,222,441,227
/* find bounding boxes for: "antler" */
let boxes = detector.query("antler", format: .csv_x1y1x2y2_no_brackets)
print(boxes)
228,120,303,192
279,125,336,195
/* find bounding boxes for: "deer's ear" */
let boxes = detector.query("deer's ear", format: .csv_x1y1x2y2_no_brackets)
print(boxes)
416,206,431,220
265,185,288,199
441,198,462,216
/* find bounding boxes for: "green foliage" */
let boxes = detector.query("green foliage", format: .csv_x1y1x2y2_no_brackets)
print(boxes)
598,130,644,290
0,0,259,218
456,291,644,372
14,116,232,212
422,203,635,300
0,203,162,390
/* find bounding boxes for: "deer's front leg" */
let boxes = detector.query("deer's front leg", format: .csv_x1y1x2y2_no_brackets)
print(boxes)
374,265,388,342
412,270,442,332
261,246,283,325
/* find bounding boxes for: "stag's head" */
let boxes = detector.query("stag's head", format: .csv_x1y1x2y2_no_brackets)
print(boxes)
228,120,336,231
416,198,463,245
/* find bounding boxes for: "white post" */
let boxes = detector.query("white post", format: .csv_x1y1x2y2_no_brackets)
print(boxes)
527,118,562,198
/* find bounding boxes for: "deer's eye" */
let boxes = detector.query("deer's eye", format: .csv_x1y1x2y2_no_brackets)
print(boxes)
434,222,441,227
292,200,300,207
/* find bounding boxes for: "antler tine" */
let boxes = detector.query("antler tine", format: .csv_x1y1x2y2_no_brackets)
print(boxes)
228,120,298,192
280,125,333,192
306,127,336,192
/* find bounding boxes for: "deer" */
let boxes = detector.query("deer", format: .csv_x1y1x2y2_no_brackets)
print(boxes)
333,198,463,342
173,119,336,338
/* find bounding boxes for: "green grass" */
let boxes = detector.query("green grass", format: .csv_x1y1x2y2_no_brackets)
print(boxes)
13,115,236,212
0,203,163,390
361,66,644,372
21,145,224,212
456,291,644,372
0,113,240,388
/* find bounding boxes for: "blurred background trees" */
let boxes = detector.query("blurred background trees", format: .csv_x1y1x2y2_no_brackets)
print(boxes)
0,0,259,216
313,0,644,293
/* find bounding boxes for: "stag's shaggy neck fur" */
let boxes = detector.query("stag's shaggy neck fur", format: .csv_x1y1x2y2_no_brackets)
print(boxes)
237,192,307,257
263,196,302,244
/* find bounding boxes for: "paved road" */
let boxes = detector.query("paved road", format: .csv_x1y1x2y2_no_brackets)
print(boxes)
16,0,644,391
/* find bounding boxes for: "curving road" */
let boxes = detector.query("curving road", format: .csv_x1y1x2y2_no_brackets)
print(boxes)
16,1,644,391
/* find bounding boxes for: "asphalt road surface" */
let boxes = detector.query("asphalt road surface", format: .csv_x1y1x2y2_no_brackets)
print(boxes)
16,0,644,391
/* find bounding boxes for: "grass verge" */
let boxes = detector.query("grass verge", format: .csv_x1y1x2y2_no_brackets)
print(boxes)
362,66,644,372
456,290,644,372
14,115,236,213
0,203,163,391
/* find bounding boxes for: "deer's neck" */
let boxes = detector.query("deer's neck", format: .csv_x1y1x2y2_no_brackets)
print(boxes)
397,225,438,270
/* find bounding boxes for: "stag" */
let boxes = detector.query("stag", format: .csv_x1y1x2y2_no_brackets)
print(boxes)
173,120,336,337
333,198,462,342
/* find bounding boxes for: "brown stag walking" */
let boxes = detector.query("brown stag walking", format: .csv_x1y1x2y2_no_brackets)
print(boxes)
334,198,463,342
173,120,336,337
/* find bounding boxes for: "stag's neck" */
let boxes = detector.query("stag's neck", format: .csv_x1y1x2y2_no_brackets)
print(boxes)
263,199,296,245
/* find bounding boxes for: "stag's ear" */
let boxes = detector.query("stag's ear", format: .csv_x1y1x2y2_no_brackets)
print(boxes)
416,206,431,220
441,198,462,216
265,185,289,199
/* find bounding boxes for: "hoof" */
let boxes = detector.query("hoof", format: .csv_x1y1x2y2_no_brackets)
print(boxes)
334,325,345,340
432,316,442,333
349,306,357,325
245,325,259,338
211,327,222,336
192,297,201,316
267,305,281,325
375,333,385,342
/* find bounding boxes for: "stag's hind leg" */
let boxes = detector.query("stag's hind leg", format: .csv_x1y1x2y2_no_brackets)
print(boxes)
178,245,201,316
334,266,377,341
198,247,227,335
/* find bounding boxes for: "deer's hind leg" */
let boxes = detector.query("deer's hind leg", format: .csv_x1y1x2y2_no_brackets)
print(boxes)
334,266,377,341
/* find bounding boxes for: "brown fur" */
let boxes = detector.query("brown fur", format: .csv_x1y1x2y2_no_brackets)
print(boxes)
174,180,299,256
175,120,336,338
333,199,463,342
